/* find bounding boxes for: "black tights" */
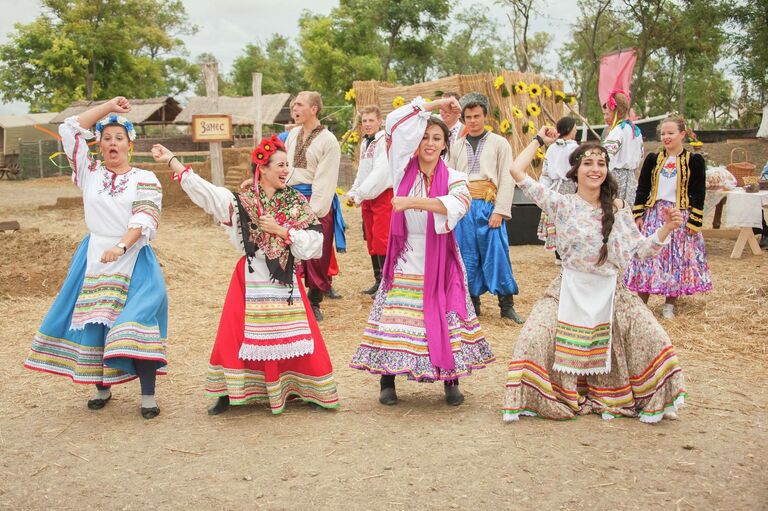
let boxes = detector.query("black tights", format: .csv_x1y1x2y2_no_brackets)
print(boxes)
96,360,158,395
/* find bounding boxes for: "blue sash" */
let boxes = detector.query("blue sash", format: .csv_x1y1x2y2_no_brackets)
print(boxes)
291,183,347,252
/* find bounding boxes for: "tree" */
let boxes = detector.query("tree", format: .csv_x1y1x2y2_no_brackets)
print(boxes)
0,0,196,111
729,0,768,125
435,6,506,76
230,36,307,96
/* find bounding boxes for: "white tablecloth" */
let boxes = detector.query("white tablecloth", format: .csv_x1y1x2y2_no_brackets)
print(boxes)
704,189,768,229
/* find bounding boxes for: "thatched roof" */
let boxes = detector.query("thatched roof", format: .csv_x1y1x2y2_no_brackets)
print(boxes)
0,113,57,128
50,97,181,124
174,94,291,126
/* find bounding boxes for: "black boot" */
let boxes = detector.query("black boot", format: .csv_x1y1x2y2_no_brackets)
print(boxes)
444,379,464,406
207,396,230,415
470,296,481,316
379,374,398,405
308,288,324,321
363,255,382,295
325,286,343,299
499,295,524,323
761,235,768,250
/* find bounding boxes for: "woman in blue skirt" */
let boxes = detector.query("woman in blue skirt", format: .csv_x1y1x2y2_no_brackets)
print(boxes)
24,96,168,419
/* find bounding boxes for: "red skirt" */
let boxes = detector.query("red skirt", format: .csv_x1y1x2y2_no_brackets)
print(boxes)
205,257,339,413
361,189,393,256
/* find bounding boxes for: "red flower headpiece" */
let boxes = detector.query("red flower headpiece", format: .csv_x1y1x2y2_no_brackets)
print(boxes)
251,134,286,170
607,88,631,110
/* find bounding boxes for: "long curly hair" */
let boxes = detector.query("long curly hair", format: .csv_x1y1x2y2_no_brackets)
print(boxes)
565,142,618,265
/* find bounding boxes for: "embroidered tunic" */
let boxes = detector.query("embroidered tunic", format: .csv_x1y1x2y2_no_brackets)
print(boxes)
285,126,341,218
348,130,391,204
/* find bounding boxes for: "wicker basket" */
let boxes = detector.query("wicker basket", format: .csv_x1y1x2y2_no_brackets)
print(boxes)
726,147,757,186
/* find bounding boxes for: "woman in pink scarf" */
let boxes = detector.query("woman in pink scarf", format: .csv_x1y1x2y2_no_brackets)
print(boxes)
350,97,494,406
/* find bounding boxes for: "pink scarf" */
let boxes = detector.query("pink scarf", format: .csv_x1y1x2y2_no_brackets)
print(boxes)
382,155,468,371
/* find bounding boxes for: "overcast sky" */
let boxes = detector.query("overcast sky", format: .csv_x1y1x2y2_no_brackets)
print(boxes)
0,0,577,115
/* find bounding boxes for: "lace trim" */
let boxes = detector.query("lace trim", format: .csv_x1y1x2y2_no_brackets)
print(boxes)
238,338,314,361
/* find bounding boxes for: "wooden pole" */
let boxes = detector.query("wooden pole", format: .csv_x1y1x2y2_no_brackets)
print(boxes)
203,62,224,186
563,102,602,140
252,72,262,146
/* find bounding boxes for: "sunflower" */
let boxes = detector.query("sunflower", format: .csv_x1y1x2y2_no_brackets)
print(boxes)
483,124,493,133
511,106,524,119
568,95,577,106
554,90,566,103
424,97,431,102
348,131,360,143
536,147,545,160
526,103,542,117
344,88,356,102
514,80,528,94
528,83,542,98
493,75,505,90
542,85,552,98
523,120,536,134
392,96,405,108
499,119,511,134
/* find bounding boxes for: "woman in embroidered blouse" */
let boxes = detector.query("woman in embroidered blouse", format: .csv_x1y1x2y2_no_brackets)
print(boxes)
156,136,339,415
24,96,168,419
502,127,686,423
625,115,712,319
537,116,579,257
601,89,644,205
350,96,494,407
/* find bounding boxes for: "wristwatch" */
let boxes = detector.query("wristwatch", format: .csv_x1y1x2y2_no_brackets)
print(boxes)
116,242,127,254
534,134,545,147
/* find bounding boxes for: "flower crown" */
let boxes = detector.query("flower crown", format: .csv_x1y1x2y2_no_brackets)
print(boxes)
251,135,285,170
95,114,136,141
577,148,608,161
607,88,631,110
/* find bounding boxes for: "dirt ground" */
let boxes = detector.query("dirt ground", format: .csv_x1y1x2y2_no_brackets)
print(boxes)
0,176,766,510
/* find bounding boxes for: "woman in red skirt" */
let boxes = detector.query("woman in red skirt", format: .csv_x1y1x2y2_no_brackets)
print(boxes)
153,136,339,415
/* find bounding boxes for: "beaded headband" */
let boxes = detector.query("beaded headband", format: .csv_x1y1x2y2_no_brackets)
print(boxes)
577,148,608,161
95,114,136,142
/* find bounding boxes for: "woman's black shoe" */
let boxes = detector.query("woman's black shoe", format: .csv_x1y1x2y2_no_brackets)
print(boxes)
141,406,160,419
207,396,230,415
87,394,112,410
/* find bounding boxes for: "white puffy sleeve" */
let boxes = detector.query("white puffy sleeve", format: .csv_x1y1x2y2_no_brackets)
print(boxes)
288,227,324,260
434,170,471,234
611,207,668,266
179,169,237,226
515,175,568,219
128,173,162,240
59,116,97,190
385,97,432,190
355,138,392,202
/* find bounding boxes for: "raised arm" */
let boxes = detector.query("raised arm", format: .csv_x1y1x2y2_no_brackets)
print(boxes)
79,96,131,130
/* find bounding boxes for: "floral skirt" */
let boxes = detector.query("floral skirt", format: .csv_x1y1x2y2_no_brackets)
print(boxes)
537,180,577,250
624,200,713,297
502,275,686,423
350,272,495,382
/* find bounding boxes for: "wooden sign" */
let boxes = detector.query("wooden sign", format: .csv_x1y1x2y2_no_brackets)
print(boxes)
191,114,233,143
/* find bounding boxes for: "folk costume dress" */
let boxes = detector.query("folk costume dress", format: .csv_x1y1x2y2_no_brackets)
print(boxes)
178,169,339,413
502,176,686,423
625,149,712,296
25,116,168,385
285,125,344,294
449,129,519,298
603,119,644,205
348,129,393,258
537,139,578,249
350,98,494,381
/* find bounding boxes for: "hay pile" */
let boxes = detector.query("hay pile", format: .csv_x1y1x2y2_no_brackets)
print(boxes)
0,231,79,296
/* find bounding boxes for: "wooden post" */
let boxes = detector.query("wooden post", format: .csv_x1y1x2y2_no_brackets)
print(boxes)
38,140,44,178
203,62,225,186
252,72,262,146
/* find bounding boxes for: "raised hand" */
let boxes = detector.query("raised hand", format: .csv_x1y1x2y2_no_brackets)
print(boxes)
663,207,683,230
151,144,174,164
110,96,131,114
537,126,558,145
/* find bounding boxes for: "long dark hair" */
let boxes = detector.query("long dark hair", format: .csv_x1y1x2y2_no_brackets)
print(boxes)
565,142,618,265
425,116,451,158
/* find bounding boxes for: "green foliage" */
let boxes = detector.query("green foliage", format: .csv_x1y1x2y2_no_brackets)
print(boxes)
729,0,768,123
230,36,307,96
0,0,197,112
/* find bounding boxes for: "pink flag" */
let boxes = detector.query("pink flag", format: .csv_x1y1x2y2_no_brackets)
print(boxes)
598,49,637,107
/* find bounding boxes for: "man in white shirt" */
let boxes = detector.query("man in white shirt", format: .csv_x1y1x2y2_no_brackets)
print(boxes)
449,92,522,323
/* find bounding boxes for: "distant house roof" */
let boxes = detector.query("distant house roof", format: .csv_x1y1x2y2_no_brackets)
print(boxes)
50,97,181,124
174,93,291,125
0,113,57,128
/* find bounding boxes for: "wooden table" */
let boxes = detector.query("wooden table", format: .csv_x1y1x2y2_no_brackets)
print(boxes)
705,189,768,258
